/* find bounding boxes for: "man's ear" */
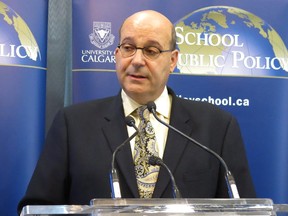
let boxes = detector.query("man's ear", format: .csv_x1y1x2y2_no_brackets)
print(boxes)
170,50,179,72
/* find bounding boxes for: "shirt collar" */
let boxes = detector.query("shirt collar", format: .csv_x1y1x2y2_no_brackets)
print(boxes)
154,87,171,119
121,87,172,118
121,90,140,117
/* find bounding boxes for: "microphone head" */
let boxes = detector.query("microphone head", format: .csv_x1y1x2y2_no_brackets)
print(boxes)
146,101,156,113
148,155,162,166
125,116,136,127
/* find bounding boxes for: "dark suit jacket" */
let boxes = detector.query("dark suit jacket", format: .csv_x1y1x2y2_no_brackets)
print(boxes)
18,88,255,212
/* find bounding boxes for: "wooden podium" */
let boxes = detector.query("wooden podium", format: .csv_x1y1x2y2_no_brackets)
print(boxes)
20,198,288,215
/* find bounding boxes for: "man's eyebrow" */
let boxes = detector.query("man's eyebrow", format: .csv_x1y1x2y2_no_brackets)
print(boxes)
145,40,162,48
120,37,134,44
121,38,163,48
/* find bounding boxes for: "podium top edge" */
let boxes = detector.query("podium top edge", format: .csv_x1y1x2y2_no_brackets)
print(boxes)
21,198,288,215
90,198,274,205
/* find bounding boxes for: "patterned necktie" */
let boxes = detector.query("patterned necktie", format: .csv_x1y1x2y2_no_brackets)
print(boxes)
134,106,160,198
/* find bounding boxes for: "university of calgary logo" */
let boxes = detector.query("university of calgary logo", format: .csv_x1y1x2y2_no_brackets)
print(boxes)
89,22,115,49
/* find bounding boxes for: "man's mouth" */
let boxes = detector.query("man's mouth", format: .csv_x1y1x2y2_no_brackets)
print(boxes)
129,74,146,79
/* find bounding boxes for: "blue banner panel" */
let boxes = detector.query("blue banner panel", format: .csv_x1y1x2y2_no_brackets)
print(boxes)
0,1,47,215
72,0,288,204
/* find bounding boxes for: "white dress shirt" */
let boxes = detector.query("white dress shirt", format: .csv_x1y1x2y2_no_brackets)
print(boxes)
121,87,172,159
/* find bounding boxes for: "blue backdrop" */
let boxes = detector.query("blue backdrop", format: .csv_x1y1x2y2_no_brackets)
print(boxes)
72,0,288,204
0,1,47,215
2,1,286,215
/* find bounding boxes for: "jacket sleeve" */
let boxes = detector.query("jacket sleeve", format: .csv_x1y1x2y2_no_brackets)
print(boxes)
17,110,70,214
216,115,256,198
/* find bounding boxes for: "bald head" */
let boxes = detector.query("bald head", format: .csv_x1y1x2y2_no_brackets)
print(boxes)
119,10,177,50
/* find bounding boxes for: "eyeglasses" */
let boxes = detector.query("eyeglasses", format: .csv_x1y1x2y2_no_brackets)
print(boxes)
117,43,172,60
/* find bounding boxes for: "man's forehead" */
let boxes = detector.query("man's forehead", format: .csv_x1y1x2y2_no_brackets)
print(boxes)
120,25,171,44
122,13,171,34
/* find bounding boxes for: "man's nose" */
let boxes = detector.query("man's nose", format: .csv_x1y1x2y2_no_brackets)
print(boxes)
131,49,146,65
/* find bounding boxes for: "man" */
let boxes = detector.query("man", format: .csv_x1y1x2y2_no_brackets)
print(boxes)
18,10,255,213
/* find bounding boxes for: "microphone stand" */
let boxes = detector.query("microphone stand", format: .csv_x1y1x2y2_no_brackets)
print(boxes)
147,102,240,199
110,116,139,198
149,155,182,198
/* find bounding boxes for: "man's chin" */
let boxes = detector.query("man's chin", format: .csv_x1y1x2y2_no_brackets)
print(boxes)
123,87,151,103
124,84,147,94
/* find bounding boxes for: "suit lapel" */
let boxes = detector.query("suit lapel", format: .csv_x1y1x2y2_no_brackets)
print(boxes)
153,95,194,198
101,90,195,198
102,94,139,197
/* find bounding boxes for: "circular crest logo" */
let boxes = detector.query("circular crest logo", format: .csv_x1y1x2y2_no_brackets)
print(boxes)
89,22,115,49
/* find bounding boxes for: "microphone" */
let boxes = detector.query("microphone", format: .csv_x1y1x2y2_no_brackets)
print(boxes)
149,155,182,198
146,101,240,199
110,116,139,198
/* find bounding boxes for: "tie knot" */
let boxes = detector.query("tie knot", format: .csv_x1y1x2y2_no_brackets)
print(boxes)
137,106,149,120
